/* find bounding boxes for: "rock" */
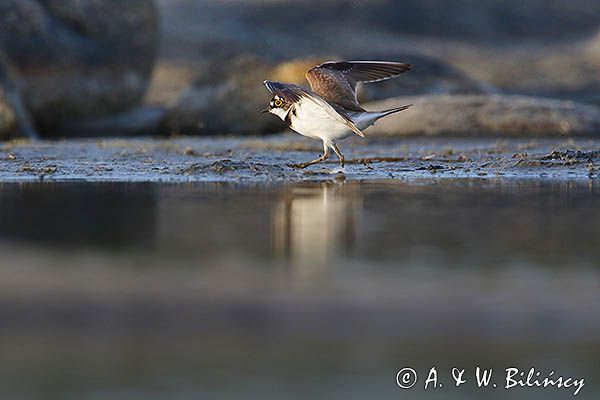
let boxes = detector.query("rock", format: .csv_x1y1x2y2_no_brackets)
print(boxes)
59,106,167,137
163,56,323,135
145,62,201,107
0,54,37,139
0,0,158,138
442,29,600,105
0,89,17,140
364,95,600,137
587,29,600,62
159,0,600,59
354,52,494,101
163,54,494,135
156,0,600,108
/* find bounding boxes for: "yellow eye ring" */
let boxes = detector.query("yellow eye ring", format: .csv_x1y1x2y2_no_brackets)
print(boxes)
274,99,283,107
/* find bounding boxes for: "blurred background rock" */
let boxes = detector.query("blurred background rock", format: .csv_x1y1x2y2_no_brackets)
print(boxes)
1,0,599,138
0,0,158,139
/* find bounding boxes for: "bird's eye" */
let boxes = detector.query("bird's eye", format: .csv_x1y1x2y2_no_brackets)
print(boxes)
274,99,283,107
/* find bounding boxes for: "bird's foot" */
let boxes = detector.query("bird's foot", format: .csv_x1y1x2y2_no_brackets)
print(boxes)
287,152,330,169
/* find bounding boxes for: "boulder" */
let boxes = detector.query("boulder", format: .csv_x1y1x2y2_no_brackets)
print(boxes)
364,94,600,137
354,52,494,101
163,54,494,135
0,54,36,139
443,29,600,106
158,0,600,57
163,56,322,135
0,90,16,139
587,28,600,62
0,0,158,138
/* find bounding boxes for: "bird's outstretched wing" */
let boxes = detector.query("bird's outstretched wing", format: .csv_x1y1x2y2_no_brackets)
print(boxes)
305,61,411,111
263,80,364,137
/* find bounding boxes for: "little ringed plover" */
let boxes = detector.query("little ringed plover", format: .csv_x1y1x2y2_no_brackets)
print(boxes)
262,60,411,168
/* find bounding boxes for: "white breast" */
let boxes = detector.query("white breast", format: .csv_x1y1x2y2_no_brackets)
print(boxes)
289,100,352,141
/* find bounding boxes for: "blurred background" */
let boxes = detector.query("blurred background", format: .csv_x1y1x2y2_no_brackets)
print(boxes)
0,1,599,399
0,0,599,139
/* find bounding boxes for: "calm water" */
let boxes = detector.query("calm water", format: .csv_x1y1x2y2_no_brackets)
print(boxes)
0,179,598,399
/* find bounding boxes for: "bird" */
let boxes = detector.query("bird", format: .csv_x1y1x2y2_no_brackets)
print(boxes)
261,60,412,168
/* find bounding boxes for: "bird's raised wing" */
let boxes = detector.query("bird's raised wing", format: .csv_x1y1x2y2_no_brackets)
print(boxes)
305,61,411,111
263,80,364,137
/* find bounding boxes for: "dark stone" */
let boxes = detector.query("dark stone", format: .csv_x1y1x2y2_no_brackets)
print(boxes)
0,0,158,138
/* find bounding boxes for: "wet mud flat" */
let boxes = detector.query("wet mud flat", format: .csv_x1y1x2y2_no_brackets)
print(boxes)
0,135,598,183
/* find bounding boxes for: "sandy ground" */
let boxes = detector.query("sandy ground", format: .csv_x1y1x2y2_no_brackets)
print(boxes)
0,135,598,183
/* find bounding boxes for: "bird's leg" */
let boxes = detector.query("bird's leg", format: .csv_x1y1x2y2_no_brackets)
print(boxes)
288,141,330,169
330,143,345,167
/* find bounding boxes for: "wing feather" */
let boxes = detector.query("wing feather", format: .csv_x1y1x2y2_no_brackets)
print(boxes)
305,61,411,111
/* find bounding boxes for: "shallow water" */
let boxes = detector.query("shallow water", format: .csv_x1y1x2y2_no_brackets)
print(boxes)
0,179,598,399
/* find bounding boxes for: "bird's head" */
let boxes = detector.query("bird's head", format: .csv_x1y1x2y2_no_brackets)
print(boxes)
261,95,291,121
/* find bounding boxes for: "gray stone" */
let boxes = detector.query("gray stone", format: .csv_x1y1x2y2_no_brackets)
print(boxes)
441,29,600,106
0,0,158,138
354,52,495,101
163,56,303,135
365,94,600,136
163,55,495,135
0,90,16,139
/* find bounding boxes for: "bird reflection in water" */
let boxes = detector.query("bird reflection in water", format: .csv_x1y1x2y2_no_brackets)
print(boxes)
272,183,362,279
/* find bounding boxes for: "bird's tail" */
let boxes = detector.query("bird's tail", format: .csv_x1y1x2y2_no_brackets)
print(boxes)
379,104,412,117
362,104,412,128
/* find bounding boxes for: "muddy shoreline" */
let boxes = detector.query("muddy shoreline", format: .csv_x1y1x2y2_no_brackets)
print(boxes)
0,135,598,183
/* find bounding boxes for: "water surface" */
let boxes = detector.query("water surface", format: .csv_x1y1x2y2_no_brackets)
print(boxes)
0,179,598,399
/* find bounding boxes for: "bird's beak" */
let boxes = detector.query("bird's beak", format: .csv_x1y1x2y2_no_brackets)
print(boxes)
260,108,269,114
